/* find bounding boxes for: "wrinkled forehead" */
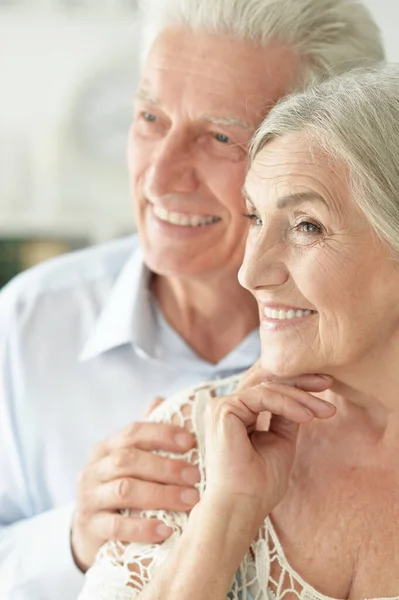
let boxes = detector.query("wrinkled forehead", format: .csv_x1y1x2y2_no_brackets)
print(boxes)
141,27,300,118
246,134,351,212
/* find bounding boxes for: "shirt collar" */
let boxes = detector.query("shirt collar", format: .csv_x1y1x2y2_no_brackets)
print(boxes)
79,244,156,361
79,243,261,368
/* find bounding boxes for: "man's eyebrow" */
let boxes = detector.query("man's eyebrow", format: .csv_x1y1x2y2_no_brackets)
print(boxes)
200,114,253,130
134,88,159,105
242,187,328,209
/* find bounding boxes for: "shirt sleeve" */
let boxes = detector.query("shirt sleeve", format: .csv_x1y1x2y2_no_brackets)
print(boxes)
0,504,85,599
0,278,85,599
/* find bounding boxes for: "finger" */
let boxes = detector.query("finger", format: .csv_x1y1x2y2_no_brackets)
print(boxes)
209,389,315,437
92,422,196,461
212,383,335,431
96,448,200,486
246,372,333,393
115,422,195,453
264,382,336,419
93,477,200,512
143,396,165,418
267,414,300,443
236,361,333,394
280,374,333,393
90,512,173,544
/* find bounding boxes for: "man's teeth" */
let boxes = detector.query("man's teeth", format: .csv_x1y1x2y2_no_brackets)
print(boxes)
152,205,220,227
264,308,315,320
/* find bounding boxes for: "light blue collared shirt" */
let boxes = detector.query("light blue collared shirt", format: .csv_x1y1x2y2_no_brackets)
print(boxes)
0,235,260,600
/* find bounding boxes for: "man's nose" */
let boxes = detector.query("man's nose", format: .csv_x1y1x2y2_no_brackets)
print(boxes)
145,131,199,197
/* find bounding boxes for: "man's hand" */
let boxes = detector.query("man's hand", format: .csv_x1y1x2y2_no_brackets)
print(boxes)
71,413,200,572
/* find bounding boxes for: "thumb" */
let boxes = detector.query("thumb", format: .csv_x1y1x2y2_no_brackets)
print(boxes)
143,396,165,418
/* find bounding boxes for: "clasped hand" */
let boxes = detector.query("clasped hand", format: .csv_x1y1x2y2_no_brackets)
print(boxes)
203,366,336,524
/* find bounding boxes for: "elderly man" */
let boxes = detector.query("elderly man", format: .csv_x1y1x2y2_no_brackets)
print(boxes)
0,0,383,598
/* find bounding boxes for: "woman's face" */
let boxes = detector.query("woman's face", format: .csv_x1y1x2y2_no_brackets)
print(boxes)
239,134,399,377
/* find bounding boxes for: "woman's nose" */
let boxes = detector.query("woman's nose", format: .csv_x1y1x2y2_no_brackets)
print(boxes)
238,234,289,292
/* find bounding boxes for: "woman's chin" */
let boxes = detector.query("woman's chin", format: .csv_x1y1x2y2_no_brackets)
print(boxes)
259,352,309,379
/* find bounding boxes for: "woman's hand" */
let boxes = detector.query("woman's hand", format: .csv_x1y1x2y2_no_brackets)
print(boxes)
204,375,335,526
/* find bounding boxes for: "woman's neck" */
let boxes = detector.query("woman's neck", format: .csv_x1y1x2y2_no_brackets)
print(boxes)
152,272,259,364
322,347,399,439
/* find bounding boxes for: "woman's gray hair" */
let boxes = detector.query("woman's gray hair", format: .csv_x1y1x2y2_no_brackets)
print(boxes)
137,0,384,87
250,63,399,256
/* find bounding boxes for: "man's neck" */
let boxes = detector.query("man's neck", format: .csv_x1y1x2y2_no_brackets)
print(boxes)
152,272,259,364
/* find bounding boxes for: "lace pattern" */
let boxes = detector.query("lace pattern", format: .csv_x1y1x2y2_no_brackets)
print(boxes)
78,374,399,600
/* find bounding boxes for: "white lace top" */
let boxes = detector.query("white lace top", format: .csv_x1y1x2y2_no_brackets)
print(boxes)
78,374,399,600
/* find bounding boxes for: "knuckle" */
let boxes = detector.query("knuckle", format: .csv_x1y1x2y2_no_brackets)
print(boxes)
116,477,133,501
112,448,134,471
108,514,122,539
216,400,233,420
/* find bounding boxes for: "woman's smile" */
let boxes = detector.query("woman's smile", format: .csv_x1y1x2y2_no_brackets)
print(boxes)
261,304,317,331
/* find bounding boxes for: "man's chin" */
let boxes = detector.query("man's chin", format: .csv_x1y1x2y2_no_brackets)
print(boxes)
142,250,205,278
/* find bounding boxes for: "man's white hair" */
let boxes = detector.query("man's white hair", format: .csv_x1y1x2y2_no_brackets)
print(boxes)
138,0,384,86
250,63,399,256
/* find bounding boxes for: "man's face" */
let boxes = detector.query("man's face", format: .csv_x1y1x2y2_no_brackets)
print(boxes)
128,27,297,279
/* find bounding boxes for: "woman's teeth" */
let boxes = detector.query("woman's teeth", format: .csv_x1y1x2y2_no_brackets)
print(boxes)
264,308,315,320
152,205,220,227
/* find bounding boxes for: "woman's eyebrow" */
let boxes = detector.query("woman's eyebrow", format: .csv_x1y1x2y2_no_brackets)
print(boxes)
241,187,327,208
276,191,327,209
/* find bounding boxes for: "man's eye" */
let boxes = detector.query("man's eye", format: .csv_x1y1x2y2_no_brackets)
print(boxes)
215,133,231,144
143,112,157,122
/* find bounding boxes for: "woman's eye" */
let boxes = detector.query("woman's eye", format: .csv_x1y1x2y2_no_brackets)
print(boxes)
296,221,323,234
215,133,231,144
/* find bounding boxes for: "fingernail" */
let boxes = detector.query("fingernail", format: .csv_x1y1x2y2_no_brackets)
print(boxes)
303,407,315,417
182,466,200,485
321,399,336,409
156,524,173,538
175,432,193,448
181,488,200,506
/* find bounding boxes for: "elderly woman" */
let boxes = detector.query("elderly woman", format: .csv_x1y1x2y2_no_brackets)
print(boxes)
79,64,399,599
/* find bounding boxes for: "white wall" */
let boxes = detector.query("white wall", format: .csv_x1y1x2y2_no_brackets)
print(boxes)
363,0,399,61
0,9,139,243
0,1,398,244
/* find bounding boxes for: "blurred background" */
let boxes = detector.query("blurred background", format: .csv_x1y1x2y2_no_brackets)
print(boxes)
0,0,396,287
